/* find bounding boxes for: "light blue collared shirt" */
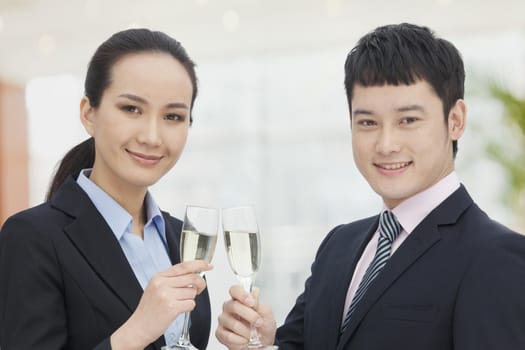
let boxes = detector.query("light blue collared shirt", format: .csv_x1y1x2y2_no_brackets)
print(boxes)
77,169,183,346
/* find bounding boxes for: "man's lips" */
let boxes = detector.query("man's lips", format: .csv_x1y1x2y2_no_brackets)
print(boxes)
374,161,412,170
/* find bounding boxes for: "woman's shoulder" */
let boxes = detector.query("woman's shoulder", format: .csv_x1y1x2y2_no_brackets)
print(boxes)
161,210,183,226
0,202,70,242
3,201,54,224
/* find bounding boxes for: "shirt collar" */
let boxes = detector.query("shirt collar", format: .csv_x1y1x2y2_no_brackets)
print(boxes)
77,169,165,242
144,191,166,241
390,171,460,234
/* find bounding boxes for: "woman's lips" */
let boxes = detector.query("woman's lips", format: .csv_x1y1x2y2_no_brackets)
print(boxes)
127,150,163,165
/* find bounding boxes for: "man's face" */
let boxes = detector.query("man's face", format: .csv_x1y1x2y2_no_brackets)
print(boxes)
350,80,465,208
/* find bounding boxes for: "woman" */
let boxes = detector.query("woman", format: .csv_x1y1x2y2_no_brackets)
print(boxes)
0,28,212,350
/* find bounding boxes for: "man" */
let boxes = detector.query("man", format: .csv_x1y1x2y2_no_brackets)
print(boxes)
215,23,525,349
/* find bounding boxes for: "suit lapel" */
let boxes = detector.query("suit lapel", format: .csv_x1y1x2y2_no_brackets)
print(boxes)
337,186,473,349
325,220,379,348
336,219,441,349
51,178,143,314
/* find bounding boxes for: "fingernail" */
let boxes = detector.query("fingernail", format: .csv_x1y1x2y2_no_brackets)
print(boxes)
245,296,256,307
254,318,264,327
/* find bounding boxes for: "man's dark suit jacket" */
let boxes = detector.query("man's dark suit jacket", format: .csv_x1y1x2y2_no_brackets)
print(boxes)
276,185,525,349
0,177,211,350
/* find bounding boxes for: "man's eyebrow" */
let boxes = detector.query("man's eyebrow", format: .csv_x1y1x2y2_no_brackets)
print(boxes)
352,108,373,116
397,104,425,113
165,102,189,109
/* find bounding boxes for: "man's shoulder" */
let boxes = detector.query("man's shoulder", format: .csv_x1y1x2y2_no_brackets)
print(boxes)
461,202,523,239
318,215,377,248
335,215,378,235
446,202,525,264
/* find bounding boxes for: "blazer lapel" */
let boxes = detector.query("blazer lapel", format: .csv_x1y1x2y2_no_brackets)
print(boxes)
337,186,473,349
162,213,182,265
51,178,143,313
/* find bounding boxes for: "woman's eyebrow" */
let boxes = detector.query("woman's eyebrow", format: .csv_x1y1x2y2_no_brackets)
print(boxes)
118,93,147,104
118,93,189,109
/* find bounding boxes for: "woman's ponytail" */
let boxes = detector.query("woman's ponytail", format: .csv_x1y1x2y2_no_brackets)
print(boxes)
46,137,95,201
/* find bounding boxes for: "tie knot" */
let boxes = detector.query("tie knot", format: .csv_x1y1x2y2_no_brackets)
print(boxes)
379,211,401,242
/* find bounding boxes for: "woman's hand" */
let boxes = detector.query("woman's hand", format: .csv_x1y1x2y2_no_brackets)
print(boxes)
111,260,212,350
216,285,277,350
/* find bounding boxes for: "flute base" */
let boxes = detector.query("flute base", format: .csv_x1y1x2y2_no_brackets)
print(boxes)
161,342,198,350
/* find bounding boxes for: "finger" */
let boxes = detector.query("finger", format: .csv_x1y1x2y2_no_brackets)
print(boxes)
217,312,251,339
188,274,208,294
223,299,263,326
148,273,206,295
229,285,256,307
171,299,197,314
257,303,274,319
163,261,213,277
169,286,198,301
166,273,207,291
216,325,249,349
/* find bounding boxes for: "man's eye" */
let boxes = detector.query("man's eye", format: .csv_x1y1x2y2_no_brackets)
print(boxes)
401,117,418,124
359,120,376,126
165,114,184,121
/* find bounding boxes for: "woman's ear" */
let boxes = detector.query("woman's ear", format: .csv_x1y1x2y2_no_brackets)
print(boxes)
80,96,95,136
448,99,467,141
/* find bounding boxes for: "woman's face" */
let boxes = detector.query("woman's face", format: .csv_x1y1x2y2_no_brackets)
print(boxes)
80,52,193,195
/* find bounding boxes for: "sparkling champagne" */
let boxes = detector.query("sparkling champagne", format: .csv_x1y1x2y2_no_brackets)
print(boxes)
181,230,217,263
223,231,260,277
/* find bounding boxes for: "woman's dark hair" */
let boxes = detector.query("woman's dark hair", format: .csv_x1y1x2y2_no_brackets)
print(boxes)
46,28,198,200
344,23,465,157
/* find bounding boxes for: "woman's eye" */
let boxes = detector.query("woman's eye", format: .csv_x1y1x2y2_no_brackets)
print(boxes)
122,105,140,114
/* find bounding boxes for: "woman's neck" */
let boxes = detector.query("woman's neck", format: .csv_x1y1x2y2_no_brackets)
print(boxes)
114,190,148,238
88,171,148,238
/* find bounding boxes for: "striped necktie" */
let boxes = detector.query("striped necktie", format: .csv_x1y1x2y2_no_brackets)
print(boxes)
340,210,402,334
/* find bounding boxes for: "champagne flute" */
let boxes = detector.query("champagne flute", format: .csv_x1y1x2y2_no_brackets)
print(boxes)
222,206,277,350
164,205,219,350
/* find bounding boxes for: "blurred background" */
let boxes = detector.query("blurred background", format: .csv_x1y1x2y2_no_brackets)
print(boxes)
1,0,525,348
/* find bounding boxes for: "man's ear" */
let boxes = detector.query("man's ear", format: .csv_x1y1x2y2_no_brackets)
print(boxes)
448,99,467,141
80,96,95,136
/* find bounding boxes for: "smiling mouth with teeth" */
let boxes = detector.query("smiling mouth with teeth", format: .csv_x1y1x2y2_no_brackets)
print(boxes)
376,162,412,170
